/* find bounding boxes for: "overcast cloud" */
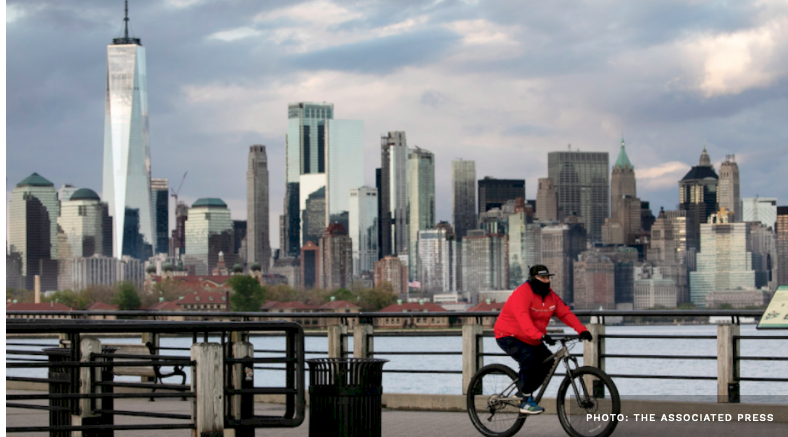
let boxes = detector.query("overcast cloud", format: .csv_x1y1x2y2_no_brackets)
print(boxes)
6,0,788,249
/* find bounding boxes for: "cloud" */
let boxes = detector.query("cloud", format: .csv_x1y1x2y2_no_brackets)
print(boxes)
683,18,788,97
207,27,263,42
638,161,691,190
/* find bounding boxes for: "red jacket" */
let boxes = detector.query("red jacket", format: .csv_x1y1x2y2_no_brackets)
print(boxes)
494,282,587,345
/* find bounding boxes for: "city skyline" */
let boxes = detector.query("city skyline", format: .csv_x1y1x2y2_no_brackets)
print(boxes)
6,1,788,252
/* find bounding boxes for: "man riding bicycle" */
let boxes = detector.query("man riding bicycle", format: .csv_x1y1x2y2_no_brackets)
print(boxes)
494,265,593,415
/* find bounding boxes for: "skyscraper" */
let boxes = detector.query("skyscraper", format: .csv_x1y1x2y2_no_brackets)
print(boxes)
349,186,378,275
151,178,169,254
679,148,719,251
247,145,271,270
417,223,458,294
776,206,788,286
718,155,741,222
535,178,558,222
690,211,768,307
541,222,587,303
478,177,525,215
407,146,435,280
573,251,616,310
507,212,542,287
741,197,777,228
548,149,609,242
284,102,334,257
452,159,477,240
610,137,636,222
319,223,353,290
462,230,508,293
103,4,154,260
183,198,235,275
380,132,409,256
8,173,60,290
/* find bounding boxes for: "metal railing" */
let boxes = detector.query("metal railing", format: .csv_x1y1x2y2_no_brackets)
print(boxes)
6,319,305,436
7,310,786,404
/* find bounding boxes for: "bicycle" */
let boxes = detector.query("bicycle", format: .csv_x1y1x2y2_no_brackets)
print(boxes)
467,335,620,437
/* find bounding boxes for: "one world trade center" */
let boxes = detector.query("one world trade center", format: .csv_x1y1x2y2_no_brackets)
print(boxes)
102,2,153,260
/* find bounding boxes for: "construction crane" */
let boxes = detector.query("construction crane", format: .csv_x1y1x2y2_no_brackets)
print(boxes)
170,171,187,206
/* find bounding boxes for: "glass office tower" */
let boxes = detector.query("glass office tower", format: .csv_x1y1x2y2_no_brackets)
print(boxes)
285,102,334,256
452,159,477,240
183,198,235,275
349,187,379,275
326,120,364,230
408,147,435,280
102,7,153,260
151,178,169,254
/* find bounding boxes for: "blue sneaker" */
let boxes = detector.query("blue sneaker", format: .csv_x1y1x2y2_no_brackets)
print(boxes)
519,396,544,415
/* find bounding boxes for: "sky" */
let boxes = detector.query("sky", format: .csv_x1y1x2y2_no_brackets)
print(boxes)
6,0,788,251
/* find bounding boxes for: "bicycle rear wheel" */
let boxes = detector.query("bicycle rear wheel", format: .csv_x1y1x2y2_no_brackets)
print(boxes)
556,366,620,437
466,364,526,437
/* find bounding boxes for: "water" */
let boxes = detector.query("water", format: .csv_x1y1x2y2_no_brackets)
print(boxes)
7,325,787,401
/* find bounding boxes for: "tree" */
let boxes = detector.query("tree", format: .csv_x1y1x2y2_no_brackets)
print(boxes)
326,288,354,303
357,283,397,311
718,303,734,310
142,279,189,307
266,284,298,302
228,276,266,312
112,281,142,310
44,290,88,309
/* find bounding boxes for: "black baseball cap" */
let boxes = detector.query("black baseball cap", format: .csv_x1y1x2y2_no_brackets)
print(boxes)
529,265,555,277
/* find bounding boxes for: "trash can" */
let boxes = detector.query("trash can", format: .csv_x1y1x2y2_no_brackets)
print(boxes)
306,358,388,437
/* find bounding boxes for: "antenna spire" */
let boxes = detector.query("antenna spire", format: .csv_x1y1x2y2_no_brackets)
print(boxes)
124,0,129,40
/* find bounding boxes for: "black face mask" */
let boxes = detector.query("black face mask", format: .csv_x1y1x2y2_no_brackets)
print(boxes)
529,278,551,297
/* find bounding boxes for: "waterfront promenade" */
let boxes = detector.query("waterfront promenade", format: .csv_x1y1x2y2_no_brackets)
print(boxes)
8,391,787,436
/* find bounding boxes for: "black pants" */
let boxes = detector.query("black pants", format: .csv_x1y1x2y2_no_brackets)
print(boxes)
496,336,554,396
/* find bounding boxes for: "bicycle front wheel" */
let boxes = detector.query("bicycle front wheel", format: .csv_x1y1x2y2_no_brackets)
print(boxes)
556,366,620,437
466,364,526,437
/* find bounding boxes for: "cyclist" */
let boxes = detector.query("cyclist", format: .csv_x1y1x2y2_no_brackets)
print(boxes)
493,265,593,415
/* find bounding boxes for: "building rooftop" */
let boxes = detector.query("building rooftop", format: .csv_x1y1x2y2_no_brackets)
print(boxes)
192,198,227,208
6,302,72,311
614,138,633,169
681,165,719,182
70,188,101,201
17,172,54,188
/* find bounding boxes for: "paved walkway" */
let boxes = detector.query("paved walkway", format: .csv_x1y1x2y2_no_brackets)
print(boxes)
7,391,787,436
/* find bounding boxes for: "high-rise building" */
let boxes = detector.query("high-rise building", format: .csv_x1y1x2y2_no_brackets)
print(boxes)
641,201,656,232
718,155,741,222
507,213,542,287
284,102,334,257
541,222,587,303
56,188,113,289
301,241,320,289
690,210,768,307
452,159,477,240
611,138,636,221
70,255,144,291
102,5,154,260
297,118,364,246
417,223,458,294
8,173,60,290
374,256,408,296
349,187,378,275
407,147,435,281
151,178,169,254
478,177,525,215
604,138,641,245
58,184,79,204
535,178,558,222
634,264,678,310
573,251,616,310
679,148,719,251
183,198,235,275
380,132,409,257
461,230,508,293
742,197,777,228
233,220,247,264
319,223,353,290
247,145,271,270
776,206,788,286
647,208,691,302
548,149,609,242
170,201,188,257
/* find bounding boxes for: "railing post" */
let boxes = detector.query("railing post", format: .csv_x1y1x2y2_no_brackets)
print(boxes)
191,343,224,436
328,325,348,358
71,338,102,436
141,332,159,384
228,341,254,437
462,323,483,395
583,324,605,370
717,324,740,403
353,324,374,358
